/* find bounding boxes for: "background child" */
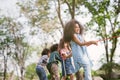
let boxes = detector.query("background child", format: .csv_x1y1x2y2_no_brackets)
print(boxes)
36,48,50,80
59,38,75,80
47,43,61,80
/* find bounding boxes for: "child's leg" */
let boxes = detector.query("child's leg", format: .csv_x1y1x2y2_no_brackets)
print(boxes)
69,74,74,80
36,66,48,80
61,76,66,80
75,70,83,80
50,63,60,80
83,64,92,80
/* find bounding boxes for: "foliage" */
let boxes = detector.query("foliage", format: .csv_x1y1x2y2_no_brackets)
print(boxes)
25,63,37,80
100,62,120,71
0,15,34,80
0,16,16,80
17,0,60,33
81,0,120,79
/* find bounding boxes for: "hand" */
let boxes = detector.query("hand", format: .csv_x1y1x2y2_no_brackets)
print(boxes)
91,41,98,45
86,41,98,46
61,53,67,60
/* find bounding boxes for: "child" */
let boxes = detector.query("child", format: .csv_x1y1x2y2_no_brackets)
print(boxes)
63,19,98,80
59,38,75,80
36,48,50,80
47,43,61,80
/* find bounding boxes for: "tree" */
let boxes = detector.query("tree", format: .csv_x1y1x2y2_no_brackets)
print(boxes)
82,0,120,79
17,0,63,46
0,15,34,80
0,16,16,80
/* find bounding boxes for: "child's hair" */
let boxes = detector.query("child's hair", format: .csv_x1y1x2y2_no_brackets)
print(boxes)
58,38,64,50
58,38,70,50
41,48,50,56
50,43,58,52
63,19,84,42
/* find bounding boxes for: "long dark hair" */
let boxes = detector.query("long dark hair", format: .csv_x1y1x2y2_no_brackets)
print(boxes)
63,19,84,42
58,38,70,50
58,38,64,50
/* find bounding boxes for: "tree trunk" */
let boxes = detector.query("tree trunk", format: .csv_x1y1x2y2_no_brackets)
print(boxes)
72,0,75,19
3,50,7,80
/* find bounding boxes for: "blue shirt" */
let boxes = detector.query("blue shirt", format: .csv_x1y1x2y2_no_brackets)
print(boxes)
70,34,93,72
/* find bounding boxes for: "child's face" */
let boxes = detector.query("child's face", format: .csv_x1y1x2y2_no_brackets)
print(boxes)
74,23,80,34
64,42,68,47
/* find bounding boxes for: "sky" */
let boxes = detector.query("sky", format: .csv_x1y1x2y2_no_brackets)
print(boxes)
0,0,19,17
0,0,120,72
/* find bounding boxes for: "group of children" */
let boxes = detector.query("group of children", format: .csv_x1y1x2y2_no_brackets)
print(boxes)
36,19,98,80
36,38,75,80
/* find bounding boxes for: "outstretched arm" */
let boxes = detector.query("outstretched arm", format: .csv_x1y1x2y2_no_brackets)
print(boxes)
73,34,97,46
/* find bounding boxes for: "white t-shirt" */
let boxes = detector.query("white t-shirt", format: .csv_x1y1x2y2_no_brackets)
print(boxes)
37,55,49,66
37,55,49,73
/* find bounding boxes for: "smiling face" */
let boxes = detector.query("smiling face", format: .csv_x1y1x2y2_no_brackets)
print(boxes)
74,23,80,34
